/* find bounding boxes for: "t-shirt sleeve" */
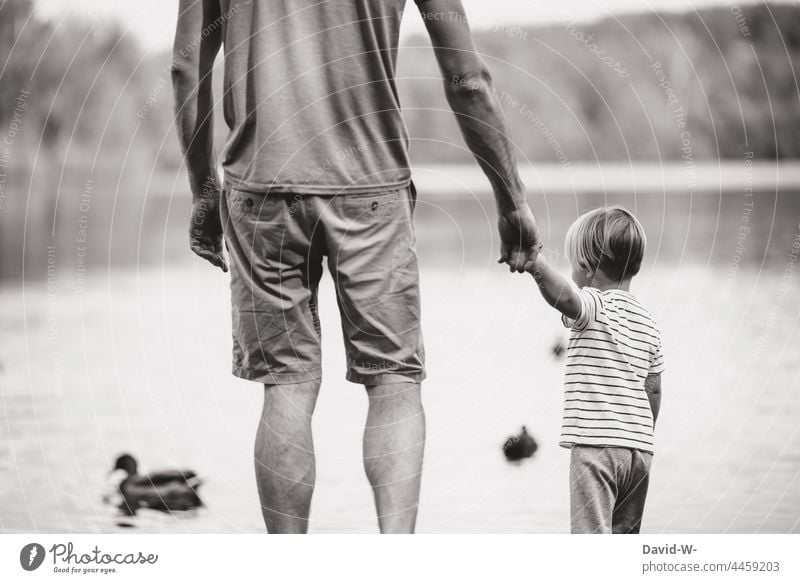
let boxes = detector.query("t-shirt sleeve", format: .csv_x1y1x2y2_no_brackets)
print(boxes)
561,288,602,331
649,337,666,375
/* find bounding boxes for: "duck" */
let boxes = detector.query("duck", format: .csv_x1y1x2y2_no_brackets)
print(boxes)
106,454,204,515
551,339,567,359
502,426,539,462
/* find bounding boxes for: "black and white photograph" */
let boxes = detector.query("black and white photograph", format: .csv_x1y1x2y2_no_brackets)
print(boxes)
0,0,799,576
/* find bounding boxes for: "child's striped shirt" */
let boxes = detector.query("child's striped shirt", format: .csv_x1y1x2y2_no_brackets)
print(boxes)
560,288,664,453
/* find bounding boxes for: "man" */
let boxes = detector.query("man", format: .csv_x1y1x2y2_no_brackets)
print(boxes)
172,0,540,534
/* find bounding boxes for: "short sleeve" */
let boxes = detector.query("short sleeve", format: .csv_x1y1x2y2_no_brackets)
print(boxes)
561,288,602,331
649,338,666,375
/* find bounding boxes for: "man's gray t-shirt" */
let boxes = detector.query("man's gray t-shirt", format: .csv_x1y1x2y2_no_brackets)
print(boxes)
218,0,423,195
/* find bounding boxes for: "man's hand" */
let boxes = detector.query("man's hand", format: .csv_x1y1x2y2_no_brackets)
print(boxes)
189,194,228,272
497,204,542,273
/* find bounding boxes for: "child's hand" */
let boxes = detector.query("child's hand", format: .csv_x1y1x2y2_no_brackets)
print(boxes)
497,204,542,273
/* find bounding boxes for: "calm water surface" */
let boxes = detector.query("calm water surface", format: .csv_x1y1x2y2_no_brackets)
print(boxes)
1,185,799,533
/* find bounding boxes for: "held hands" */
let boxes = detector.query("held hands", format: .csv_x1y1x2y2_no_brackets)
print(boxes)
497,203,542,273
189,192,228,272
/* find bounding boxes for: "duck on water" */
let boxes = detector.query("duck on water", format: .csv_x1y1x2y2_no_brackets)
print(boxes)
502,426,539,462
105,454,204,516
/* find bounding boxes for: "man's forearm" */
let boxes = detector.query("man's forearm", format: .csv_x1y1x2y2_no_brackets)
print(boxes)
172,64,218,202
444,70,526,213
172,0,222,202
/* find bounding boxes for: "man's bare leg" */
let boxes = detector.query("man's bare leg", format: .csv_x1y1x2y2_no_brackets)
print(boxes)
255,381,320,533
363,382,425,533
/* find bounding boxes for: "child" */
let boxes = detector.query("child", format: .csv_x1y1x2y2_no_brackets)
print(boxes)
527,206,664,534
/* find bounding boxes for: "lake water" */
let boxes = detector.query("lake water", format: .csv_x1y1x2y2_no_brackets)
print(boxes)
1,174,799,533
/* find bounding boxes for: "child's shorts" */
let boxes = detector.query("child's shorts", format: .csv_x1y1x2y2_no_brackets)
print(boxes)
569,445,653,534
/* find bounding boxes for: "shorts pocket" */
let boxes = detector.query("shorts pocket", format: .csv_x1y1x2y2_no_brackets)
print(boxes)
227,189,286,222
340,190,401,221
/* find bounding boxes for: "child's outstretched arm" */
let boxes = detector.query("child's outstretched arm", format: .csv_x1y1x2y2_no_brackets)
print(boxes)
527,256,582,320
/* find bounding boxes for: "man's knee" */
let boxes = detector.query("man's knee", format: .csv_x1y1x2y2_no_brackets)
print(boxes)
263,381,320,410
260,381,321,438
365,382,423,415
365,381,421,398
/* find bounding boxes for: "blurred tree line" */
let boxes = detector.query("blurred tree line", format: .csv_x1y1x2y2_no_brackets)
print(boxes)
0,0,177,280
399,2,800,164
0,0,798,280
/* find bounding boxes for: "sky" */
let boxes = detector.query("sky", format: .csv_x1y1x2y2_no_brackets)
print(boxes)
35,0,763,53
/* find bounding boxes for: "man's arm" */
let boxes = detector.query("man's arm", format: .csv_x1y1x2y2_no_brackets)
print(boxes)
172,0,227,271
528,256,581,320
417,0,540,272
645,373,662,426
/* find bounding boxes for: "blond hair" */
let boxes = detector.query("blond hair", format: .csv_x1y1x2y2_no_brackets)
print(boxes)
565,206,646,281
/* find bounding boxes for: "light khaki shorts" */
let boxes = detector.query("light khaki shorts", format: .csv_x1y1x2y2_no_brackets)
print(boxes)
220,183,425,386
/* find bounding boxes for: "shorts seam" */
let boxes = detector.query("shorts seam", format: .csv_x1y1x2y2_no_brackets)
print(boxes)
232,365,322,385
346,370,427,385
224,173,411,196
